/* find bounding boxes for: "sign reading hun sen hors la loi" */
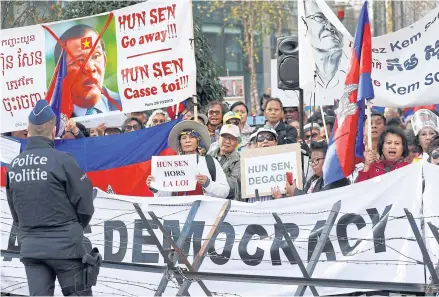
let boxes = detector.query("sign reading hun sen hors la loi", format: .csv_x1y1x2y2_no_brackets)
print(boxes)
151,154,197,191
240,143,303,198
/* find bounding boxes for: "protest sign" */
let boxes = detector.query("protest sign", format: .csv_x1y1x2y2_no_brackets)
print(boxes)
151,154,197,191
240,143,303,198
298,0,439,107
0,0,196,133
219,76,245,105
2,162,436,296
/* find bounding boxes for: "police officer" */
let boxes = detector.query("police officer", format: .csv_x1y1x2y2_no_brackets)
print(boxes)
6,100,95,296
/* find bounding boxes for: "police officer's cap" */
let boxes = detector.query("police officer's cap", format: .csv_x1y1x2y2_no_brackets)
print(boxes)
29,100,56,125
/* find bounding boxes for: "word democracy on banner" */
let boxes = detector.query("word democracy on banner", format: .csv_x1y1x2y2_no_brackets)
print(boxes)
1,26,46,133
3,163,438,296
240,143,303,198
151,154,197,191
298,0,439,107
115,0,196,112
0,0,196,134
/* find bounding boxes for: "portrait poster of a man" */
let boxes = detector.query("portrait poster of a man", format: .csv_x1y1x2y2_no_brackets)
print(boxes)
45,14,121,118
299,0,351,105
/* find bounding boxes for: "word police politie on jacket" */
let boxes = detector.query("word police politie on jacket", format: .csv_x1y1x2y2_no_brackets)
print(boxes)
8,154,48,182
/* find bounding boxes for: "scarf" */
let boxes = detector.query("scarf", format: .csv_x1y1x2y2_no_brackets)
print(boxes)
178,129,207,156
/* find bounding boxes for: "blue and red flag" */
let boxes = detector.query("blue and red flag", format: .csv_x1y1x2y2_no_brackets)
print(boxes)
46,50,73,136
403,104,439,117
1,120,178,196
323,1,374,186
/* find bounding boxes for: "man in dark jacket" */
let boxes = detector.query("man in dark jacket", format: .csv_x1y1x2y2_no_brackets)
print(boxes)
264,98,297,145
6,100,95,296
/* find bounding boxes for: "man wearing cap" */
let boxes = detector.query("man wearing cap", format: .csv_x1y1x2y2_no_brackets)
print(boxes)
6,100,95,296
208,111,244,153
208,124,241,200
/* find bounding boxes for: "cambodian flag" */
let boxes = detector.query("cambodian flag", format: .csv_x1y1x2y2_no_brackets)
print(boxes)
46,50,73,137
1,120,179,196
323,2,374,186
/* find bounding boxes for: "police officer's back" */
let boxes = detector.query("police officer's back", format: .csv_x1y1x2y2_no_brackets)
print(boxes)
6,100,95,296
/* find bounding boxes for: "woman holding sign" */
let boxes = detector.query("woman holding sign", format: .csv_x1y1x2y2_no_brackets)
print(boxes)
146,121,230,198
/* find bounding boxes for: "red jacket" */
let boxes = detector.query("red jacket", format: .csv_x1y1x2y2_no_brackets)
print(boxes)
357,159,410,183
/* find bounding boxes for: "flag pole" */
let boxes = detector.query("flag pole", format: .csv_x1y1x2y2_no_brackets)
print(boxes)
319,105,329,142
46,49,64,102
366,100,372,149
193,95,198,121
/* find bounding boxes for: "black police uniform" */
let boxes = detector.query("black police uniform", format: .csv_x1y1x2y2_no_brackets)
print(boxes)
6,101,95,296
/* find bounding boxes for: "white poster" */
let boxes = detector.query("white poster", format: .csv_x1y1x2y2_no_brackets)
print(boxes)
114,0,196,111
151,154,197,191
1,163,431,296
1,163,429,296
299,0,439,107
1,25,47,133
0,137,21,164
0,0,196,133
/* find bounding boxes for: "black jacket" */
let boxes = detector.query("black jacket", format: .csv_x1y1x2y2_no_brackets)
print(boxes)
294,175,350,196
275,121,297,145
6,136,94,259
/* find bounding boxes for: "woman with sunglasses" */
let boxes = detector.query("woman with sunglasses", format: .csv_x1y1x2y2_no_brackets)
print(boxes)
427,135,439,165
357,126,410,182
122,117,144,133
285,141,349,197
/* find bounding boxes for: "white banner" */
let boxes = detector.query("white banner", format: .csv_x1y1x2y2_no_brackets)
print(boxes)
299,0,439,107
3,163,435,296
0,0,196,133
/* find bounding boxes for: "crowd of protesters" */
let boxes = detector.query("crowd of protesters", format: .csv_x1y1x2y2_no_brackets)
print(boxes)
4,96,439,202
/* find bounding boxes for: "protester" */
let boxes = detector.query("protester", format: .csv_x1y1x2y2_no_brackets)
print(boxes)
303,123,322,144
259,93,271,114
209,111,242,153
357,126,410,182
208,124,241,200
104,127,122,136
413,126,439,162
264,98,297,145
285,141,349,196
147,121,229,198
403,129,420,163
183,108,194,120
255,126,278,148
364,112,386,151
122,117,144,133
427,135,439,165
63,118,85,139
386,117,404,128
207,101,226,143
283,106,299,124
129,111,148,126
146,109,170,128
384,107,400,119
230,101,254,146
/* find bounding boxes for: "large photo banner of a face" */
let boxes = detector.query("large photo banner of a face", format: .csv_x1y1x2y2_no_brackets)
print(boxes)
44,14,120,120
298,0,351,105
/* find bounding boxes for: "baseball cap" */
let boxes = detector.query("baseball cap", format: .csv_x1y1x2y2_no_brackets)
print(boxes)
223,111,241,124
256,126,278,139
28,100,55,125
219,124,240,138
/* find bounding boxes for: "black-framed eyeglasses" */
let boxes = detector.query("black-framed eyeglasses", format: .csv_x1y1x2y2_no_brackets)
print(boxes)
257,135,276,142
124,124,141,132
306,13,327,24
309,158,324,165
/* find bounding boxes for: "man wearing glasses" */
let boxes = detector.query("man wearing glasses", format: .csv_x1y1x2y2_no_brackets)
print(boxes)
206,101,226,143
303,1,347,90
54,24,122,117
